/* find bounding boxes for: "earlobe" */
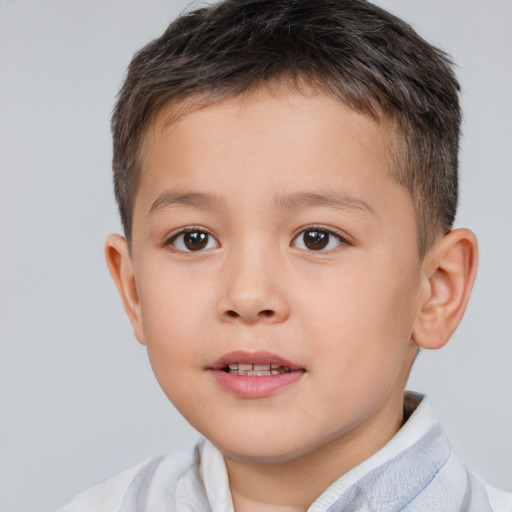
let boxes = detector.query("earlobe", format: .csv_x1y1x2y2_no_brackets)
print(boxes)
412,229,478,350
105,234,146,344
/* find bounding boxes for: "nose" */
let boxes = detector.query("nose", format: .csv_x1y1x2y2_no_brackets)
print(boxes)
216,246,291,325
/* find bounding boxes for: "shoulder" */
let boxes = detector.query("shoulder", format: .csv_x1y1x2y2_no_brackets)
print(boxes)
54,461,147,512
447,454,512,512
442,453,512,512
485,483,512,512
54,444,202,512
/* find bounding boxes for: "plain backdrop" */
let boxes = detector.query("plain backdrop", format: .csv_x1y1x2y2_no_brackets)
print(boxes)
0,1,511,511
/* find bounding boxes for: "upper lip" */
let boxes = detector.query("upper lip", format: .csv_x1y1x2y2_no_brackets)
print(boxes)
210,350,303,371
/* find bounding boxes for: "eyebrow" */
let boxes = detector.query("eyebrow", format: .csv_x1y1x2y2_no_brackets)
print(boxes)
273,191,376,216
149,191,225,215
148,189,375,217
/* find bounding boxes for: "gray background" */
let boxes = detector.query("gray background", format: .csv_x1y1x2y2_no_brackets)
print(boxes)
0,1,510,511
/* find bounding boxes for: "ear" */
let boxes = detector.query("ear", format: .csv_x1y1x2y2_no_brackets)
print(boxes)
105,234,145,344
412,228,478,350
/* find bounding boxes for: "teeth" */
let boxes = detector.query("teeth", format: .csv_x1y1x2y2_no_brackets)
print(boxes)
225,363,291,376
253,364,270,371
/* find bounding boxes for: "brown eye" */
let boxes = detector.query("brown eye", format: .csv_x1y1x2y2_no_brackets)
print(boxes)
183,231,208,250
292,228,343,251
303,230,328,250
170,229,219,252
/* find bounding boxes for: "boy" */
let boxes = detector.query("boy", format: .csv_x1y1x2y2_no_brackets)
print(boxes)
58,0,511,510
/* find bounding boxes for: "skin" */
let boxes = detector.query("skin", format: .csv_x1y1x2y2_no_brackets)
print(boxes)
106,87,478,511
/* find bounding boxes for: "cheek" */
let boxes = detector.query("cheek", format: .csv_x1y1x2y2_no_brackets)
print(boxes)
296,266,418,431
301,256,419,376
136,266,214,380
138,258,212,332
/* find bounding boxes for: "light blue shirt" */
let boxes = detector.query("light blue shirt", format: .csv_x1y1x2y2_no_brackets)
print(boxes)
57,392,512,512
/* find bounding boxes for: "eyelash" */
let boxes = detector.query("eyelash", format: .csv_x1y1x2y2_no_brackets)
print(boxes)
165,225,349,253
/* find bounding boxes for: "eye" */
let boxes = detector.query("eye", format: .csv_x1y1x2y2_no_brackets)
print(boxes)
168,228,219,252
292,227,345,252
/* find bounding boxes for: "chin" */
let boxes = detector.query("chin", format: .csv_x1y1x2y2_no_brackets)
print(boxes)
209,431,323,464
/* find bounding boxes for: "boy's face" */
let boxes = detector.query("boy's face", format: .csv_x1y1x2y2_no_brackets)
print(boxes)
123,89,423,463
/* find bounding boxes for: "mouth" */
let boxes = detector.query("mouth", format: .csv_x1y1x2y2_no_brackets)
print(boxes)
221,363,292,376
209,350,305,398
211,350,303,374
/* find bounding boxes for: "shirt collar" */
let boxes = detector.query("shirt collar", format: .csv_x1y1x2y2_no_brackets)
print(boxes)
200,437,235,512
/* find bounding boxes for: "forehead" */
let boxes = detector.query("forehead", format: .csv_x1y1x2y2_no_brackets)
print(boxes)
134,89,409,226
142,89,393,180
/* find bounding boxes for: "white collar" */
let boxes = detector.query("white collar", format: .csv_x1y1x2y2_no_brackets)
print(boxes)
200,436,235,512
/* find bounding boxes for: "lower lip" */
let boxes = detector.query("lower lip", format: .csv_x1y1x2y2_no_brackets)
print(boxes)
211,369,304,398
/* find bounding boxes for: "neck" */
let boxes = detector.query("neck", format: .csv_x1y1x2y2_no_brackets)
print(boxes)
225,389,406,512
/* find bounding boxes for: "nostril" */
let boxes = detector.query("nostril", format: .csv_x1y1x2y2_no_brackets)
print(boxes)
220,305,284,323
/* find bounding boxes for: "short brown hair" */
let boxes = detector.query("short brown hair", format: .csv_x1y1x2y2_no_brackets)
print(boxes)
112,0,461,256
